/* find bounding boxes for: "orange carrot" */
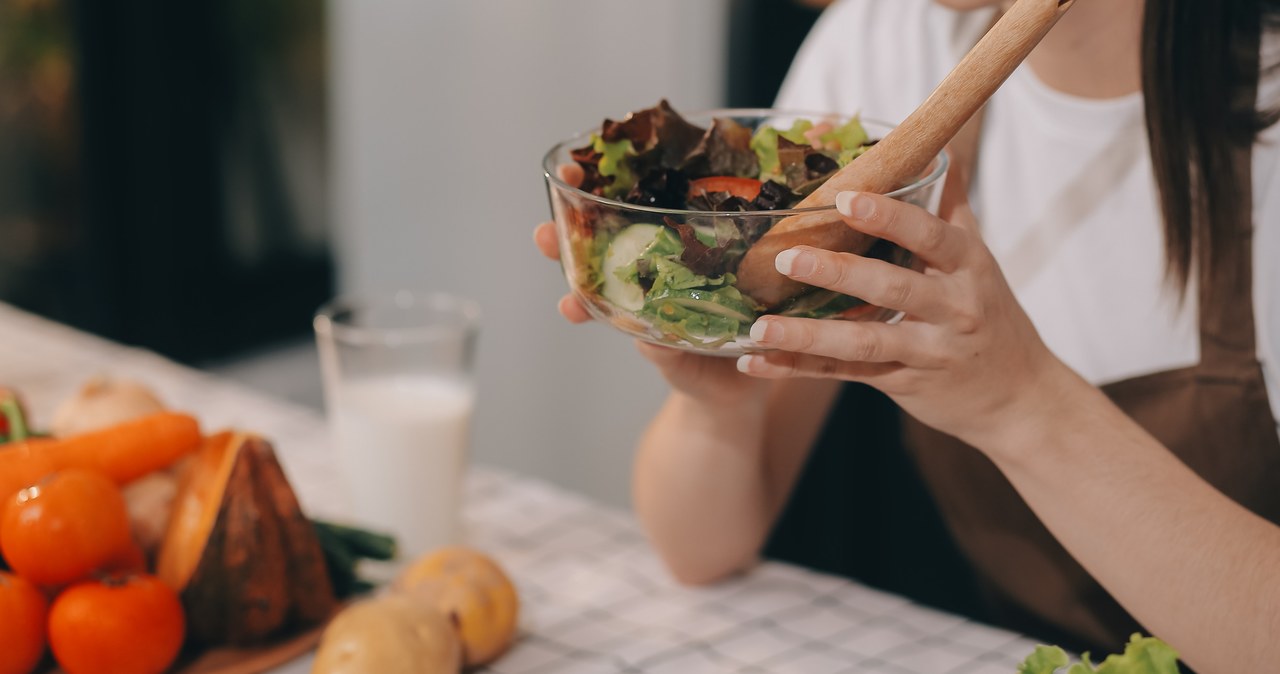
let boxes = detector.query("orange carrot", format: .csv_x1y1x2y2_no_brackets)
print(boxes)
0,412,201,501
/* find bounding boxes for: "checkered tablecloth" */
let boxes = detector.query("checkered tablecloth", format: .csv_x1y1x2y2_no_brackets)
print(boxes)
0,304,1044,674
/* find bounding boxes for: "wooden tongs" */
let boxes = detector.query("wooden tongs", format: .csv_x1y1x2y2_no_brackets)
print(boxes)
735,0,1077,308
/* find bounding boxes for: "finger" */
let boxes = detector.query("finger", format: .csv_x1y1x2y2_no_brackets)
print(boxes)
534,222,561,261
635,341,704,373
558,294,592,323
635,340,684,364
636,340,744,385
749,315,938,367
557,163,584,189
736,349,901,381
773,246,949,320
835,191,969,272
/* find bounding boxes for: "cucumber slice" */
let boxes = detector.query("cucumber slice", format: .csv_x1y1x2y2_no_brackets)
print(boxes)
650,288,757,323
601,224,662,311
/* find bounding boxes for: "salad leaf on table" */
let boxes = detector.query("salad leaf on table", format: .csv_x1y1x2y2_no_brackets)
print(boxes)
1017,635,1181,674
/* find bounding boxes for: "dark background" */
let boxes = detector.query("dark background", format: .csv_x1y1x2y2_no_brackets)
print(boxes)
0,0,820,367
0,0,331,365
728,0,825,108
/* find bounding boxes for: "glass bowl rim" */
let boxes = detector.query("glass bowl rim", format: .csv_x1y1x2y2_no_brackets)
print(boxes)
542,107,950,218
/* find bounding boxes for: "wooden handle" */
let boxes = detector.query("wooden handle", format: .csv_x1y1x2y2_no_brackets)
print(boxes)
736,0,1075,308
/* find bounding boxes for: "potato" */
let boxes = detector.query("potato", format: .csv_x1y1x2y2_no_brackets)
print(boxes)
396,547,520,667
52,376,166,437
123,471,179,557
312,595,461,674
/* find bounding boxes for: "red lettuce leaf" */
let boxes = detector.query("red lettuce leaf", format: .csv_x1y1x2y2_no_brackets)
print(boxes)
665,217,729,277
681,118,759,179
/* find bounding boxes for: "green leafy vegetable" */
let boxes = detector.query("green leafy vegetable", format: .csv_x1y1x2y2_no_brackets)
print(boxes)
822,116,868,152
640,291,750,346
778,119,814,145
1017,635,1180,674
648,257,732,295
593,134,637,199
838,145,870,167
645,227,685,258
1019,646,1072,674
751,120,817,183
750,126,782,181
313,519,398,598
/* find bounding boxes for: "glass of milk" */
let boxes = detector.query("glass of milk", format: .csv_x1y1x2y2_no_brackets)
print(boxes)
314,290,480,565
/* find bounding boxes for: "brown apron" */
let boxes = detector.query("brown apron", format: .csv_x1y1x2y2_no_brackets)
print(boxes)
903,134,1280,650
768,84,1280,655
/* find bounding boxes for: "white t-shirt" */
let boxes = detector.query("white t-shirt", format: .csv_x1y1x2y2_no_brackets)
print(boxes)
776,0,1280,426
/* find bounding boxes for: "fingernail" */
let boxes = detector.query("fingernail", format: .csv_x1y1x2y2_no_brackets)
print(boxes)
775,248,816,278
836,191,875,219
749,319,777,343
736,355,760,374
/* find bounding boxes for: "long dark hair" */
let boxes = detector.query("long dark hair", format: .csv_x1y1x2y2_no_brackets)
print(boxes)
1143,0,1280,291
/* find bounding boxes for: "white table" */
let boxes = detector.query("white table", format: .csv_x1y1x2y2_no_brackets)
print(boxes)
1,304,1044,674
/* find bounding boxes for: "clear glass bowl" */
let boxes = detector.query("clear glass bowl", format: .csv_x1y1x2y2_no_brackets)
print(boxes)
543,109,948,356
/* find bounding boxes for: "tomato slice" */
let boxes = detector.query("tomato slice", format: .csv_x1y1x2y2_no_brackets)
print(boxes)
688,176,763,202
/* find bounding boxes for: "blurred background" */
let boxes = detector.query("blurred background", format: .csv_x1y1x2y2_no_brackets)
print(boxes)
0,0,827,506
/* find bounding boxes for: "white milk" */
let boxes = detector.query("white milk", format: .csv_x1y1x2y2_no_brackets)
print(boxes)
330,376,474,561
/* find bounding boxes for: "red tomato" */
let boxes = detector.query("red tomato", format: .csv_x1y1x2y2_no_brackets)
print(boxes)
48,574,186,674
0,470,133,587
688,176,763,202
0,571,48,674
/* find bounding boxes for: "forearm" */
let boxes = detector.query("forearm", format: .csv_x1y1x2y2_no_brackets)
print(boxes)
983,364,1280,673
633,391,773,585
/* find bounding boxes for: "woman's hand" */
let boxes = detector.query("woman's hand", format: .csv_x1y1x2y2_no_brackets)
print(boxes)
531,220,594,325
737,191,1069,449
533,221,769,405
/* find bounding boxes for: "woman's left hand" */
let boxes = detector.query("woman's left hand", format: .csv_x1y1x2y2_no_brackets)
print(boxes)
738,191,1069,449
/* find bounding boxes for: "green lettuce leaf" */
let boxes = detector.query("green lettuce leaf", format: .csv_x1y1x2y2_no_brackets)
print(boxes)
593,134,637,198
778,119,814,144
640,288,752,346
752,120,815,182
1091,635,1180,674
644,227,685,258
648,257,731,295
838,145,870,167
1019,646,1072,674
821,116,868,152
1016,635,1180,674
751,126,782,181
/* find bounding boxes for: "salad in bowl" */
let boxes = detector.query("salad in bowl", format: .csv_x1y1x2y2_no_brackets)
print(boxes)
544,101,948,355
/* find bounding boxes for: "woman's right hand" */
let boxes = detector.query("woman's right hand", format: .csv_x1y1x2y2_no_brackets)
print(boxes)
533,221,770,404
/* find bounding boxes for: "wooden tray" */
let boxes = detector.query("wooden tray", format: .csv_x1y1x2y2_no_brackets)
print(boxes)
45,621,326,674
175,623,324,674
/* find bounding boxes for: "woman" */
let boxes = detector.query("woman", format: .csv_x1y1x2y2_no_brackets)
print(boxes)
534,0,1280,671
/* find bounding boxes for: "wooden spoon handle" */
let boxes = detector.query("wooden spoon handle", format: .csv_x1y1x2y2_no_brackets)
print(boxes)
801,0,1075,206
736,0,1075,308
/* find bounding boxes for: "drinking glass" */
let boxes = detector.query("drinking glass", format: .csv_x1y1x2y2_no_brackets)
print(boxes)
314,290,480,563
